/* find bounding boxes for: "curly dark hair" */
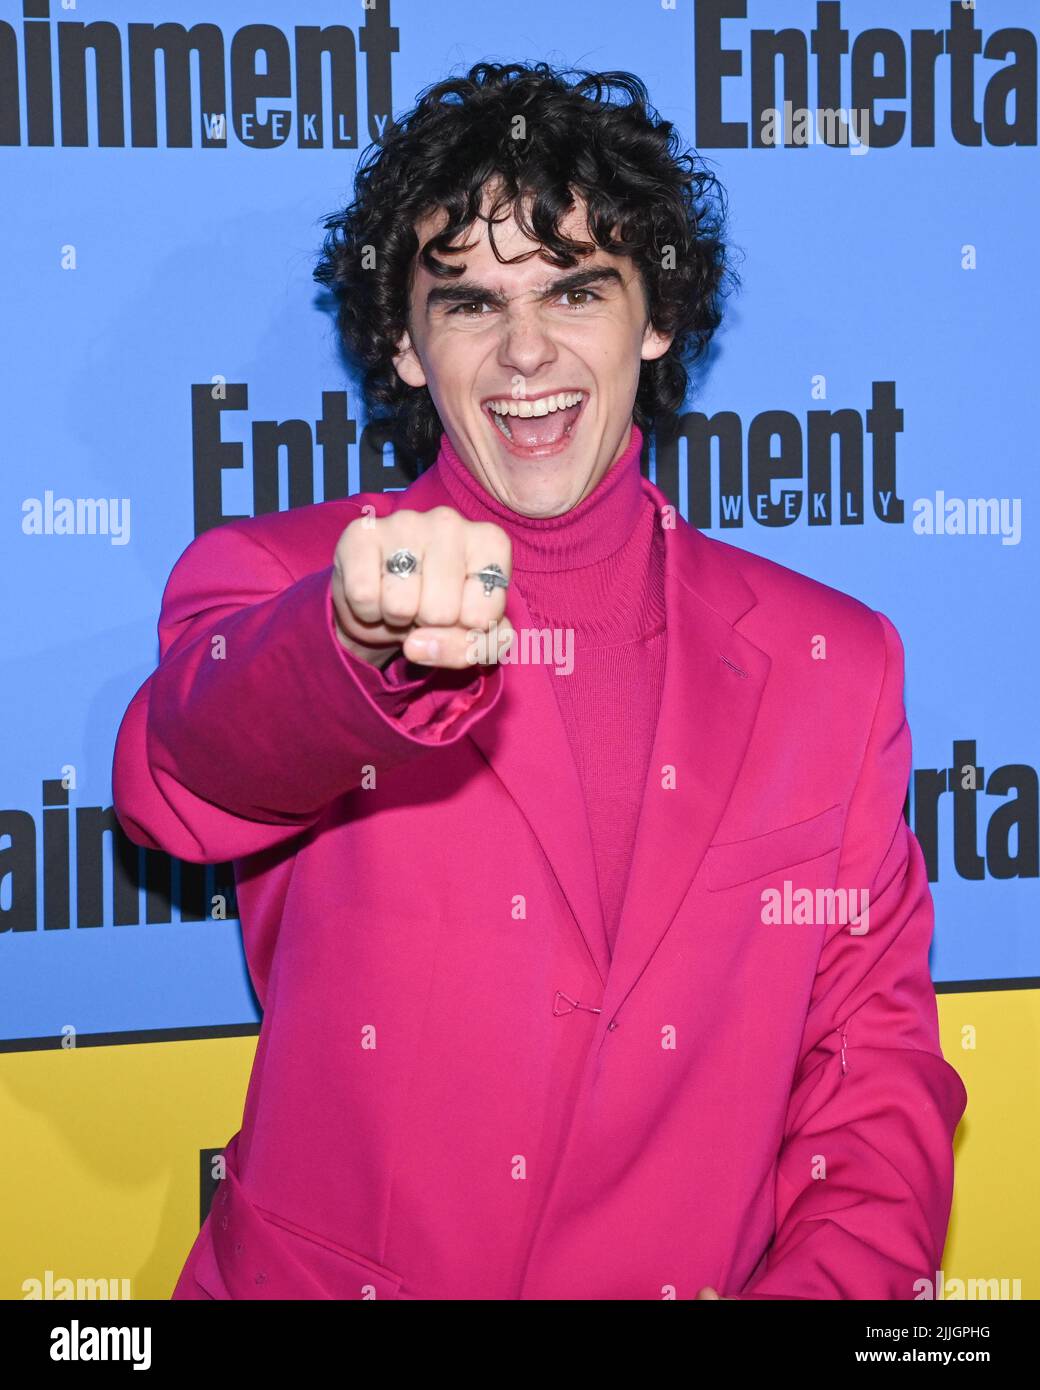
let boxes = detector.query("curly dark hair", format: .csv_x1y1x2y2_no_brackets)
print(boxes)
313,60,738,471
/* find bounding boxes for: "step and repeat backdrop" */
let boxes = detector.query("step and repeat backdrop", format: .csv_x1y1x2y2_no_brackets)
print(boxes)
1,0,1037,1298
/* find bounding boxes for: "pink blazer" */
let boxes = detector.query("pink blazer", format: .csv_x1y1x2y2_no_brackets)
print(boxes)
112,449,967,1300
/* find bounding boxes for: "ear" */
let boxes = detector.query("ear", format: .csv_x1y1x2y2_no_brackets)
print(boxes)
392,327,427,389
640,320,674,363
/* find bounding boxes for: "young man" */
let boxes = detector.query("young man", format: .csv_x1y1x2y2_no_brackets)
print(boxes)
113,62,966,1300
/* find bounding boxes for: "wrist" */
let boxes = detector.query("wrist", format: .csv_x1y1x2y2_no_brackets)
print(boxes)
333,619,400,670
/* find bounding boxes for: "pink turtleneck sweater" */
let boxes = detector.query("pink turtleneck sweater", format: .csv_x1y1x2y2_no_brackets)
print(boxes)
348,422,667,956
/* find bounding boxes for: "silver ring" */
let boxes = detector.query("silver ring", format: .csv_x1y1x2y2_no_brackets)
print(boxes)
470,563,509,598
385,548,419,578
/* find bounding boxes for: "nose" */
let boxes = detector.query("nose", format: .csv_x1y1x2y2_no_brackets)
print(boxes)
495,300,559,380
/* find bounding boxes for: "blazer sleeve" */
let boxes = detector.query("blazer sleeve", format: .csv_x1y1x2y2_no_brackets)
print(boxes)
112,516,503,864
736,609,968,1300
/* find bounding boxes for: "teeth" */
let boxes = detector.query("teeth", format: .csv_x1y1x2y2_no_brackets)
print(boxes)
486,391,584,418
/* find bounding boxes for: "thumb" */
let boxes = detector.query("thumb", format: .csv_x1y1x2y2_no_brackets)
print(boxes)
402,620,514,669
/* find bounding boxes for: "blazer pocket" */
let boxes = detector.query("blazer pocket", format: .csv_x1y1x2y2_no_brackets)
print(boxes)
202,1165,404,1299
255,1207,404,1300
702,803,844,892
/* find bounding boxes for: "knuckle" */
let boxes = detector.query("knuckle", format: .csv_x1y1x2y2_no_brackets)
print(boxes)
382,592,414,618
348,581,380,610
468,520,503,546
342,513,371,543
418,603,458,628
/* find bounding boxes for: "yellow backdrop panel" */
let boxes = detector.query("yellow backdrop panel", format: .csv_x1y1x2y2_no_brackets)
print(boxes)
1,991,1034,1300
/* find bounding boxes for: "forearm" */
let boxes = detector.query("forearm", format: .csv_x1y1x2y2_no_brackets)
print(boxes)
737,612,966,1300
114,533,502,861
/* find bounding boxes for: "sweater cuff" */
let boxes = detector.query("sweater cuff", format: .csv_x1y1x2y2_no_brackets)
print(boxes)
325,573,501,739
345,645,458,712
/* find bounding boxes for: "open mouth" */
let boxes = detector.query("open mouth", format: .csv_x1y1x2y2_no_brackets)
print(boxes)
483,391,586,456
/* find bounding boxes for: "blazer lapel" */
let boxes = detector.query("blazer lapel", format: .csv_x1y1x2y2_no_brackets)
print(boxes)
394,460,771,1001
400,464,612,985
599,486,771,1029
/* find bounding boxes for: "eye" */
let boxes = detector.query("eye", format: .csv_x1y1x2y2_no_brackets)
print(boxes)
557,288,602,309
446,287,603,317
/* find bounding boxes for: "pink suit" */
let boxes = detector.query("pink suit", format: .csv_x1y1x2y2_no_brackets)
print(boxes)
112,439,967,1300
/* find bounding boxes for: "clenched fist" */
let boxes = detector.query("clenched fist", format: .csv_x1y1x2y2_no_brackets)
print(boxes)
332,506,515,670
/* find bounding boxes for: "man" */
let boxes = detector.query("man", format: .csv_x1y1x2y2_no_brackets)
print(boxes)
112,62,966,1300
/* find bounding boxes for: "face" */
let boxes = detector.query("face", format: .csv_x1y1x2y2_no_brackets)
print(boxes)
392,185,673,518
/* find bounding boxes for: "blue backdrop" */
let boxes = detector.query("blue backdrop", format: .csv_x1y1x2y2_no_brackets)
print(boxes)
2,0,1037,1044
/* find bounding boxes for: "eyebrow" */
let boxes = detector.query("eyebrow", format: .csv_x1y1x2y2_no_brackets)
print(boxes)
423,265,625,315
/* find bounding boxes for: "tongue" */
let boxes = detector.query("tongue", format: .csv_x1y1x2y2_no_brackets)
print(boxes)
508,401,580,449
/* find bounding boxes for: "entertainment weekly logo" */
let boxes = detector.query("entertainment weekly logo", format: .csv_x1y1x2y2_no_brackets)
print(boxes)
0,776,239,934
0,0,399,149
184,380,1022,544
1,1,1034,151
0,742,1035,941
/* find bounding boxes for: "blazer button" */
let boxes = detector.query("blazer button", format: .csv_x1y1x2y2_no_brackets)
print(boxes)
255,1271,267,1285
607,1020,618,1031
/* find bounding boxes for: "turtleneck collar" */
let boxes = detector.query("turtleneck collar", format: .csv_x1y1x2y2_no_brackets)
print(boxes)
433,421,646,573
